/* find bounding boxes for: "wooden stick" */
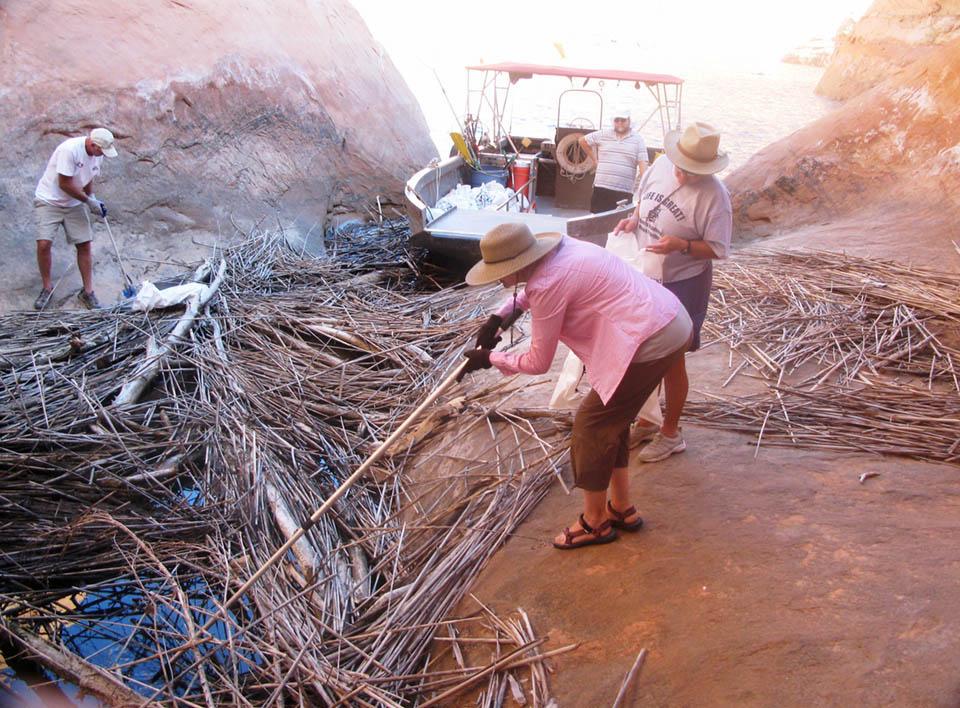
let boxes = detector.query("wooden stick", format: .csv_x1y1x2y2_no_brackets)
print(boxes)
0,621,159,707
419,639,546,707
611,648,647,708
113,260,226,406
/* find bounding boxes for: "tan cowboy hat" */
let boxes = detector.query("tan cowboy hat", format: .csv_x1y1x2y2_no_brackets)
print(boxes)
664,122,729,175
465,223,562,286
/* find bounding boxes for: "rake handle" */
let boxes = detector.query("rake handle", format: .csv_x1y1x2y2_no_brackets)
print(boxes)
102,216,134,288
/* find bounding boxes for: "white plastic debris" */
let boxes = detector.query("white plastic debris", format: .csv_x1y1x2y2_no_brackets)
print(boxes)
434,181,527,214
131,281,205,312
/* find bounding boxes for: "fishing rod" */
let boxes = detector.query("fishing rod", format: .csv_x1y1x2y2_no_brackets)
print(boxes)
432,67,478,166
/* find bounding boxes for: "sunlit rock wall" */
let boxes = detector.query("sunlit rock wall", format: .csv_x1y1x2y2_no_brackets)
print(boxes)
728,36,960,237
0,0,437,308
817,0,960,100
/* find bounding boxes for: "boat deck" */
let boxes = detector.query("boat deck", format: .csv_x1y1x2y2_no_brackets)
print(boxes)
425,208,569,238
412,196,622,265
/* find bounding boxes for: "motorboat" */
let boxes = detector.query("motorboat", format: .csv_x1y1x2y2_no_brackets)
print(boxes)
404,62,683,265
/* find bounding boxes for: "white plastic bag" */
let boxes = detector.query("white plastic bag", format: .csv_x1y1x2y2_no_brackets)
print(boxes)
434,182,523,213
639,246,665,283
606,229,665,282
549,347,585,408
548,346,663,424
132,281,204,312
605,229,645,271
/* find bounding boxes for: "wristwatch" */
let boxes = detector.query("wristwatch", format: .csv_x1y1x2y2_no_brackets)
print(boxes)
680,241,691,256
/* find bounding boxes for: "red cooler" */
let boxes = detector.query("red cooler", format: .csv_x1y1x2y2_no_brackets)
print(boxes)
509,160,533,211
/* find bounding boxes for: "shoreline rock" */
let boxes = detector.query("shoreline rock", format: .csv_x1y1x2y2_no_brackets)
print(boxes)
817,0,960,100
0,0,438,311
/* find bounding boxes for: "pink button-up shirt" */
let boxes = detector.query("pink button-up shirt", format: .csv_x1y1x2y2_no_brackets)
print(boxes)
489,237,681,404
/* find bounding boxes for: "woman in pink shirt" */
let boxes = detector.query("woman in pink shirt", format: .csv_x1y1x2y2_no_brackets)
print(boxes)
460,223,692,549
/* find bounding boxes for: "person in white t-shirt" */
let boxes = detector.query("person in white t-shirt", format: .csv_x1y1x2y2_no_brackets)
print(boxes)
579,108,648,214
33,127,119,310
613,122,733,461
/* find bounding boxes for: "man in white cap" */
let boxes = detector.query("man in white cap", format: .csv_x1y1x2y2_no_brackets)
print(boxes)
578,108,648,213
614,121,733,462
33,127,119,310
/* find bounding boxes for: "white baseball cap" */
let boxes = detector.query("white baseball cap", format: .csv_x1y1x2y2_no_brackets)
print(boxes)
89,128,118,157
613,107,632,120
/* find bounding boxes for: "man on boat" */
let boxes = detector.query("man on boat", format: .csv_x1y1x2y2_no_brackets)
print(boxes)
613,122,733,462
578,108,647,214
33,127,118,310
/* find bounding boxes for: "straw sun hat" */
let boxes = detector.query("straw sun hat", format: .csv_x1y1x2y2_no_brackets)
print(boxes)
664,122,729,175
465,223,562,286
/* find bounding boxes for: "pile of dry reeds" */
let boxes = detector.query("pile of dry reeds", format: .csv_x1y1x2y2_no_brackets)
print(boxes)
0,218,570,706
690,250,960,463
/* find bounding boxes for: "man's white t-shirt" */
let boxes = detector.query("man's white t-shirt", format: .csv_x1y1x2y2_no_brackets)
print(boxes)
583,130,647,193
635,155,732,283
35,136,103,207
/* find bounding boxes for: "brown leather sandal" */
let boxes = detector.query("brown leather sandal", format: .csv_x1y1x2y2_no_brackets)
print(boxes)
607,501,644,531
553,514,618,550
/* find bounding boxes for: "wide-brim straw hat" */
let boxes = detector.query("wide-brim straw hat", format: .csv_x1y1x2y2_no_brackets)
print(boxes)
465,223,562,286
664,122,729,175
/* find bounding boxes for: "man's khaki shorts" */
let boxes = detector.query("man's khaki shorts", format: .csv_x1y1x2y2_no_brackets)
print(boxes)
34,200,93,246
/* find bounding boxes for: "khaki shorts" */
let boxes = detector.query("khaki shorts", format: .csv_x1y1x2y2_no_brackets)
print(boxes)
34,200,93,245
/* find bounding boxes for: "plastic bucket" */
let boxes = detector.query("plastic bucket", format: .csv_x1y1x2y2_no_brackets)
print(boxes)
468,167,509,188
509,160,532,198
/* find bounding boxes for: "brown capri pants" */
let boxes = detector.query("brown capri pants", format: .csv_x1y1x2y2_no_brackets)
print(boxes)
571,344,687,491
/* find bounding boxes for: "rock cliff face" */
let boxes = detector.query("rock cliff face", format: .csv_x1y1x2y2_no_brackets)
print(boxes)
726,31,960,255
0,0,437,309
817,0,960,100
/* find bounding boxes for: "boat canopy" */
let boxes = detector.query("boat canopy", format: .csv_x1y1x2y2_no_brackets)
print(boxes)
464,62,683,87
463,62,683,146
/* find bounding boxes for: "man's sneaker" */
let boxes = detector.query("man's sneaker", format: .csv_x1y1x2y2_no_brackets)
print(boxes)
629,421,660,449
77,289,101,309
33,288,53,311
636,430,686,463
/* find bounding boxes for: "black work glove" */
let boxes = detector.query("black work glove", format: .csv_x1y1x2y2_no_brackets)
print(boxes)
456,349,492,382
475,314,502,350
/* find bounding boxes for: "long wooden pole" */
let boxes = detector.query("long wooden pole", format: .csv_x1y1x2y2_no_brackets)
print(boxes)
611,648,647,708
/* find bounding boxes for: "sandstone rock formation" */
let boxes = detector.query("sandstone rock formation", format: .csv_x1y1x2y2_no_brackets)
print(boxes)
817,0,960,100
726,28,960,265
782,36,836,68
0,0,437,310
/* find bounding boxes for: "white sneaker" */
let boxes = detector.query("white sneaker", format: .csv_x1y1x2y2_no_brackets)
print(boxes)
628,421,660,449
636,430,686,462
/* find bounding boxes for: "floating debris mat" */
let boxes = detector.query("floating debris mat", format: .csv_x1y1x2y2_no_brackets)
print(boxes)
0,219,570,705
690,250,960,463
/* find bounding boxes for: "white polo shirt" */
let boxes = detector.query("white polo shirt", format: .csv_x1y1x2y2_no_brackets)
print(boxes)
35,136,103,207
583,129,647,193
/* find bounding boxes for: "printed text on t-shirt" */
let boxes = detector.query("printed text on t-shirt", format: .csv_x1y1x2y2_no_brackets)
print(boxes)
641,190,686,222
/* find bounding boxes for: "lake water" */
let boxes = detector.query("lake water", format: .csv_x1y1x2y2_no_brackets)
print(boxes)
354,0,863,175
